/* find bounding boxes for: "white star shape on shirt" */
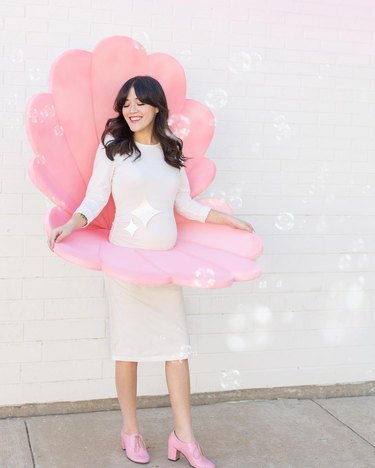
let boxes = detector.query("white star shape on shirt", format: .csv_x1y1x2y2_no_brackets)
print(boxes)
124,218,140,237
131,200,160,226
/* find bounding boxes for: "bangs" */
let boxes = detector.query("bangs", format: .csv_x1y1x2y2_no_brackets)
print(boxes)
130,79,158,107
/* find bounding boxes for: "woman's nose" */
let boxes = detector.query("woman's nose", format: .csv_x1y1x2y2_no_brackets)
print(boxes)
129,103,138,113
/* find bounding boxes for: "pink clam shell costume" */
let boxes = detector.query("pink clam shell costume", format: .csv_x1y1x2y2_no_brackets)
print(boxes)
26,36,263,361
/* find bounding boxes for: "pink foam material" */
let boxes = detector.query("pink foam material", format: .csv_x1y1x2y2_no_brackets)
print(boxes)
26,35,264,288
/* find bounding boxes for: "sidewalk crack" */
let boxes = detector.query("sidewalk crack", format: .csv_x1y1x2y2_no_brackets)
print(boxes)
24,420,36,468
311,399,375,449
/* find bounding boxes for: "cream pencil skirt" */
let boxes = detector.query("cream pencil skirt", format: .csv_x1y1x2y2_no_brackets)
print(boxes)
103,274,191,362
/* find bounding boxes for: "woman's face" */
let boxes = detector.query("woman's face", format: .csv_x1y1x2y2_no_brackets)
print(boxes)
122,87,159,137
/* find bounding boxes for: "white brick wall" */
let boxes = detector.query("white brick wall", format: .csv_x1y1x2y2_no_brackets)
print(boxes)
0,0,374,406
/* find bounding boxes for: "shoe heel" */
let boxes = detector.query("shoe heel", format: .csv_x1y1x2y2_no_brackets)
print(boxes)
168,445,180,461
121,438,126,450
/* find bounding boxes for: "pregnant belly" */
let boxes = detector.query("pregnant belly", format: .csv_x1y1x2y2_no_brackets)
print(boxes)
109,212,178,250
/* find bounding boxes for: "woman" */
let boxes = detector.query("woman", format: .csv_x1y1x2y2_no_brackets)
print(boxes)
48,76,254,467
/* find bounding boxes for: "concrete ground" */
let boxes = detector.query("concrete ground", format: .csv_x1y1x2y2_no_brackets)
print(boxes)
1,396,375,468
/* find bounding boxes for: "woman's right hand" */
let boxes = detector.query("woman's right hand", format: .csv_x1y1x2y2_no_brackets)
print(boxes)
47,222,74,251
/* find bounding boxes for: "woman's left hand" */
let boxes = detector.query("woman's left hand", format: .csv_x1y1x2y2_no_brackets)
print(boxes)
206,209,255,233
230,216,255,232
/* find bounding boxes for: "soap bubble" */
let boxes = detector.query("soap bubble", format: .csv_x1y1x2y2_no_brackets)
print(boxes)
253,305,272,323
28,107,46,124
356,254,369,269
204,88,228,109
220,369,241,390
273,115,291,141
9,47,24,63
28,66,42,81
250,142,261,154
275,212,295,231
194,268,216,288
228,51,262,74
179,344,196,358
351,238,364,252
227,194,243,209
53,125,64,136
9,116,21,130
361,184,371,195
338,254,352,271
35,154,46,165
132,31,150,51
179,49,192,63
43,104,56,119
209,189,226,201
317,64,331,80
6,93,18,108
168,114,191,140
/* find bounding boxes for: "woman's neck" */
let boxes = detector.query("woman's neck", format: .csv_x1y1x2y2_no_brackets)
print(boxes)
133,131,158,145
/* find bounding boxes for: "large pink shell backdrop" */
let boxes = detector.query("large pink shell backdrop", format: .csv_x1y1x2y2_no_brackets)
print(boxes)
26,36,263,288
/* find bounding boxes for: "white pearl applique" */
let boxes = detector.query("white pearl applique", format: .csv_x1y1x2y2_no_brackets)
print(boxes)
124,199,161,237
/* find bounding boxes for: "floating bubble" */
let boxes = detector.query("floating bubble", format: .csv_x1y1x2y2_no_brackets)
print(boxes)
317,64,331,80
220,369,241,390
273,115,291,140
35,154,46,165
275,212,294,231
132,31,150,51
43,104,56,119
352,238,364,252
356,254,369,269
204,88,228,109
6,93,18,108
9,116,21,130
338,254,352,271
253,305,272,323
179,344,196,358
361,184,371,195
168,114,191,140
227,195,243,209
228,51,262,74
53,125,64,136
28,66,42,81
209,189,226,201
345,284,365,310
28,108,46,124
250,142,261,154
179,49,192,63
194,267,216,288
10,47,24,63
315,217,327,233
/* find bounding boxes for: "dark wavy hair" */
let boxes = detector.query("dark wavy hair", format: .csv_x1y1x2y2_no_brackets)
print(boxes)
101,75,186,169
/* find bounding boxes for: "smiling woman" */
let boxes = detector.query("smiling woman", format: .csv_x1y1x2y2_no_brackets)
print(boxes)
102,76,186,169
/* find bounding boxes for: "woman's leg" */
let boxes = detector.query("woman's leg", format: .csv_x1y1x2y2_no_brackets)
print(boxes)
115,360,139,433
165,359,194,442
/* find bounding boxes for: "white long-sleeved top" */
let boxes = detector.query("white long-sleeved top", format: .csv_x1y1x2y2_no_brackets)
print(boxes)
74,139,211,250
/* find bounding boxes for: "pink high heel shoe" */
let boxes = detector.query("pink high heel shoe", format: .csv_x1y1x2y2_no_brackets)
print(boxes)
121,429,150,464
168,430,215,468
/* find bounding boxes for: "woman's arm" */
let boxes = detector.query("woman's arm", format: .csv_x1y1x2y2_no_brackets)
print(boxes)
174,167,255,232
48,138,115,251
47,212,87,251
205,209,255,232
